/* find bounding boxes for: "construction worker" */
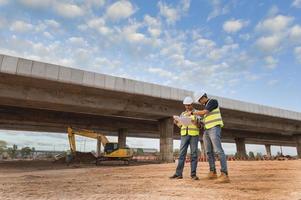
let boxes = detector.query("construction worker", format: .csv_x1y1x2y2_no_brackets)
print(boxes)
169,96,200,180
191,92,230,183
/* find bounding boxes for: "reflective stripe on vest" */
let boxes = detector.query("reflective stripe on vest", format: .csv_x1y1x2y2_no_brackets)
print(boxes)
180,112,199,136
203,107,224,130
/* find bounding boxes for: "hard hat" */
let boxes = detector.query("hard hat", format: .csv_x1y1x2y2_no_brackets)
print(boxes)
183,96,193,105
194,91,207,102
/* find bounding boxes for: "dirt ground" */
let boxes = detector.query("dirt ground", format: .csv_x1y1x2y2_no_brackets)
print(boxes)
0,160,300,200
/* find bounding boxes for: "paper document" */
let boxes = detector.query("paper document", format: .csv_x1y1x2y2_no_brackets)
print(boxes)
173,115,193,126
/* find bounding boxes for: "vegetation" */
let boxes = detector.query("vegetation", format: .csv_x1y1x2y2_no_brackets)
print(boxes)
0,142,36,159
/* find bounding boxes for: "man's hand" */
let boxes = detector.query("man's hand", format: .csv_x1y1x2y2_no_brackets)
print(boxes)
186,111,193,116
174,119,182,128
191,119,197,126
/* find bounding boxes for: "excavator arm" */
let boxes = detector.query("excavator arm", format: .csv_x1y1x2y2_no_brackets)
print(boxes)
67,127,109,154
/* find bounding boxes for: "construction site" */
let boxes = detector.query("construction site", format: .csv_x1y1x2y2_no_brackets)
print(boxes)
0,53,301,199
0,159,300,200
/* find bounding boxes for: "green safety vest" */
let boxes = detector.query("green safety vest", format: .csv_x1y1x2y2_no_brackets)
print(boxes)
203,106,224,130
180,111,199,136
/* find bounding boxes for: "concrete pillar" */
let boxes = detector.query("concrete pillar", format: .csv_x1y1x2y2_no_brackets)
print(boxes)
97,138,101,157
235,138,247,159
159,117,174,163
118,128,127,148
295,135,301,159
265,144,272,157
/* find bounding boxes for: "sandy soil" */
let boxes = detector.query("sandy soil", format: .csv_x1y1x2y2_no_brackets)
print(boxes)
0,160,300,200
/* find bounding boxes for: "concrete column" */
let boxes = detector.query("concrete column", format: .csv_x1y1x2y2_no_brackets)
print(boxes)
97,138,101,157
159,117,174,163
295,135,301,159
235,138,247,159
118,128,127,148
265,144,272,157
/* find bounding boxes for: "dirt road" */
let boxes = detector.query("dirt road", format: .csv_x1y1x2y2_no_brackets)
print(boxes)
0,160,300,200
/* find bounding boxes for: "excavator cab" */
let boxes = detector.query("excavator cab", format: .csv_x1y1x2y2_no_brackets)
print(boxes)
104,143,119,154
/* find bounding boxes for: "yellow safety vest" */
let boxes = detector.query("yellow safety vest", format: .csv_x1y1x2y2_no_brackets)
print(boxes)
180,112,199,136
203,107,224,130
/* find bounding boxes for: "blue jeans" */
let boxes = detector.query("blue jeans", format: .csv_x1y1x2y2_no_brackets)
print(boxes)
175,135,199,177
203,126,228,174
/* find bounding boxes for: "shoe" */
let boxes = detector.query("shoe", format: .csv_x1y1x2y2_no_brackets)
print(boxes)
191,175,199,180
207,171,218,180
169,174,183,179
215,172,230,183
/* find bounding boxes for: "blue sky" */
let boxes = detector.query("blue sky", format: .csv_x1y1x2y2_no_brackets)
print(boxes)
0,0,300,155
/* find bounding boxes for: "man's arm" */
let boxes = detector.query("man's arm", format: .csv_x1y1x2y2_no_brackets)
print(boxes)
193,109,209,116
174,119,182,128
174,112,184,128
192,99,219,116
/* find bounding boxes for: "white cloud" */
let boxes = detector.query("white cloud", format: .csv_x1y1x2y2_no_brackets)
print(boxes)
19,0,52,8
94,57,121,69
106,1,135,21
44,19,60,28
190,37,216,57
85,0,105,8
147,67,178,80
239,33,251,41
0,0,8,6
10,20,33,32
68,37,87,46
123,22,149,44
87,17,113,36
244,72,261,81
264,56,278,69
267,79,279,86
0,17,6,28
292,0,301,8
158,0,190,25
289,25,301,42
158,2,178,24
223,19,248,33
207,0,229,21
43,31,53,39
256,15,294,33
19,0,85,18
144,15,161,38
255,35,281,52
294,46,301,63
207,44,239,61
181,0,190,12
267,5,279,17
54,2,84,18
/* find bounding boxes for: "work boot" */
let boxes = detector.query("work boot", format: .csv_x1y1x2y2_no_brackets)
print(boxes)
169,174,183,179
207,171,217,180
191,175,199,180
215,172,230,183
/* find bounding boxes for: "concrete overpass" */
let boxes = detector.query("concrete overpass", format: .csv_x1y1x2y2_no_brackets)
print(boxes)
0,53,300,161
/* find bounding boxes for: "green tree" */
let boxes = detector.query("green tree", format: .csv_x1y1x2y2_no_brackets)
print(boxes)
7,144,18,159
20,147,32,158
0,140,7,155
248,151,255,160
255,152,263,160
137,148,144,155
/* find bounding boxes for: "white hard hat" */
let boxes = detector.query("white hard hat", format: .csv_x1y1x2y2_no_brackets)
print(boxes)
194,91,207,103
183,96,193,105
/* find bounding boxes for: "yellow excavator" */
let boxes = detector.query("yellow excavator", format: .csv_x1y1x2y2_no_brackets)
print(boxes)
67,127,133,165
